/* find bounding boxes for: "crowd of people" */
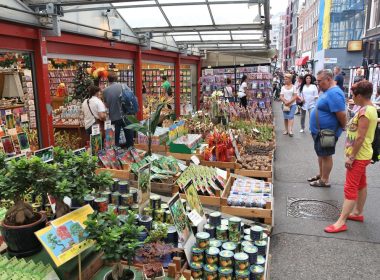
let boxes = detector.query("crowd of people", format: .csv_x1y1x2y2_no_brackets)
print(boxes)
276,66,380,234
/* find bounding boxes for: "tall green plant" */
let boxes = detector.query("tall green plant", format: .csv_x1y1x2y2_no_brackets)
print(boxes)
84,211,144,280
125,102,167,156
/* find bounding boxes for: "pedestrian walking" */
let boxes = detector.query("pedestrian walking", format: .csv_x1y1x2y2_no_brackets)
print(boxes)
298,74,319,132
280,73,297,137
333,66,345,92
325,81,378,233
294,75,303,115
308,69,347,187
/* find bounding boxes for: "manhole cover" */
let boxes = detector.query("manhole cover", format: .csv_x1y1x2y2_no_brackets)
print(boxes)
287,197,341,221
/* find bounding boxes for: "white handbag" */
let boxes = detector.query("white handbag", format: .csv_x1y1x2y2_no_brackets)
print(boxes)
237,91,246,98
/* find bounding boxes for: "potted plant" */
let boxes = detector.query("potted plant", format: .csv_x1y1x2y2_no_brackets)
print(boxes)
143,262,165,280
126,102,168,156
47,147,114,217
0,155,56,256
84,210,145,280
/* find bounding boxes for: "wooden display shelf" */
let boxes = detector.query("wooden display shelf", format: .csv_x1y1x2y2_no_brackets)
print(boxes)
172,185,221,207
53,124,83,129
96,168,132,180
221,173,273,225
0,104,25,110
199,155,238,170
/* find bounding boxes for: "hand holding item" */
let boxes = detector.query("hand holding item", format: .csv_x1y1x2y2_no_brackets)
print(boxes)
345,155,354,169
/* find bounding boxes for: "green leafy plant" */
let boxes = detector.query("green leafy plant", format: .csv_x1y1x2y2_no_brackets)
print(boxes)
144,223,168,244
46,147,114,217
126,102,168,156
84,210,145,280
0,156,56,225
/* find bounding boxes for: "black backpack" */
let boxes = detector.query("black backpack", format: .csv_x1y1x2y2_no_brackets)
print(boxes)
166,86,173,97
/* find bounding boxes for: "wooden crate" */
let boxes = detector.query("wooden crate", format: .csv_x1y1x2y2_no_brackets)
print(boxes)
134,143,167,154
199,155,238,170
235,157,273,182
172,185,221,207
129,179,174,196
96,168,132,180
220,173,273,225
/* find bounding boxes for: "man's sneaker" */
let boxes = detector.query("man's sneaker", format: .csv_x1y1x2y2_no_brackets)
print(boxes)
300,129,304,133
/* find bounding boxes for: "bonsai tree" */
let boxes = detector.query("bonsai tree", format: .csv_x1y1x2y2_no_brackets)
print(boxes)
126,102,168,156
46,147,114,217
84,210,145,280
0,155,57,225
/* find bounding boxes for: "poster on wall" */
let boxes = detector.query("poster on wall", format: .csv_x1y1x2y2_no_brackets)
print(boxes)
168,193,195,263
1,135,15,156
35,205,95,267
137,163,151,215
17,132,30,153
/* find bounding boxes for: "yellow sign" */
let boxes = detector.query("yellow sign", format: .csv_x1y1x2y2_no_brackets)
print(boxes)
322,0,332,49
347,40,363,52
35,205,95,267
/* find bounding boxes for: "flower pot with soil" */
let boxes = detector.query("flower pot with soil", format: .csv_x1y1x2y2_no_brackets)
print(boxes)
0,155,54,257
85,210,145,280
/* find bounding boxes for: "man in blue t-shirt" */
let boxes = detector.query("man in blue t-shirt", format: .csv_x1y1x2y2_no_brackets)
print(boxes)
333,66,344,92
308,69,347,187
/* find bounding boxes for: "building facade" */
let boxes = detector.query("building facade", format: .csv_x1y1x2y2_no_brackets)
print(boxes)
314,0,364,75
283,0,300,70
363,0,380,64
270,12,285,69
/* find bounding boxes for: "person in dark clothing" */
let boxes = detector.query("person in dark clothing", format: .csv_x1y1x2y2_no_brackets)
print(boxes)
103,72,134,148
334,66,345,92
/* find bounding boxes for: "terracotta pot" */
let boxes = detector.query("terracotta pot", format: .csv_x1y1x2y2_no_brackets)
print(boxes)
0,212,46,257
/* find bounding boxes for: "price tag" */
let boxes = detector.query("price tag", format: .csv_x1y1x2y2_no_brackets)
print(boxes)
187,209,203,227
92,124,100,135
5,110,12,116
252,127,260,133
191,155,200,165
104,120,112,130
21,114,29,122
216,168,228,181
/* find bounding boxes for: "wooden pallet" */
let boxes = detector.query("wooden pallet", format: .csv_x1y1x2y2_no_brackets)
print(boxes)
220,174,273,225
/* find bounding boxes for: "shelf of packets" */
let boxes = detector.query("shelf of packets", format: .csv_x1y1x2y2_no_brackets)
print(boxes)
0,255,60,280
221,173,273,225
173,164,228,206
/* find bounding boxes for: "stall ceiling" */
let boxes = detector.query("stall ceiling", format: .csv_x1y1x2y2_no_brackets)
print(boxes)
21,0,272,54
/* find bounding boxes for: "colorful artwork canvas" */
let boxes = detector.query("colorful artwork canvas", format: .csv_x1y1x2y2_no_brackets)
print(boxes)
35,205,95,267
90,134,102,156
168,193,192,245
17,132,30,152
1,136,15,155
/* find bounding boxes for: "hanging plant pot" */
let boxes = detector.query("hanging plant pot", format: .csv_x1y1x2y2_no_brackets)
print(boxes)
0,212,46,257
103,268,135,280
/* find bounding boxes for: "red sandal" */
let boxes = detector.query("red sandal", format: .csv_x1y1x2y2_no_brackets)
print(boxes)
324,224,347,233
347,215,364,222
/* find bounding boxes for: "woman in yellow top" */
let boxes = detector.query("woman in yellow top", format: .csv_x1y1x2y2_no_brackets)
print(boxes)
325,80,378,233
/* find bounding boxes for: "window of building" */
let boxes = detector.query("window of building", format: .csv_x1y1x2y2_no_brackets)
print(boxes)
369,0,380,29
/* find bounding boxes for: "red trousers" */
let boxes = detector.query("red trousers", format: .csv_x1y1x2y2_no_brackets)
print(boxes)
344,160,371,200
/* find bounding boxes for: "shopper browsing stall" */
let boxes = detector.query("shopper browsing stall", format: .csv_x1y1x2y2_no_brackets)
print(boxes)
103,72,134,148
325,81,378,233
308,69,346,187
82,85,107,135
224,77,235,102
161,75,172,97
238,75,248,108
280,74,297,137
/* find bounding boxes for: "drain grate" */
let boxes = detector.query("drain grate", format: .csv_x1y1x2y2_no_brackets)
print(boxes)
287,197,341,221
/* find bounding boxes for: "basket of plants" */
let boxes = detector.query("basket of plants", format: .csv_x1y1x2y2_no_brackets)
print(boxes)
221,173,273,225
173,165,228,206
